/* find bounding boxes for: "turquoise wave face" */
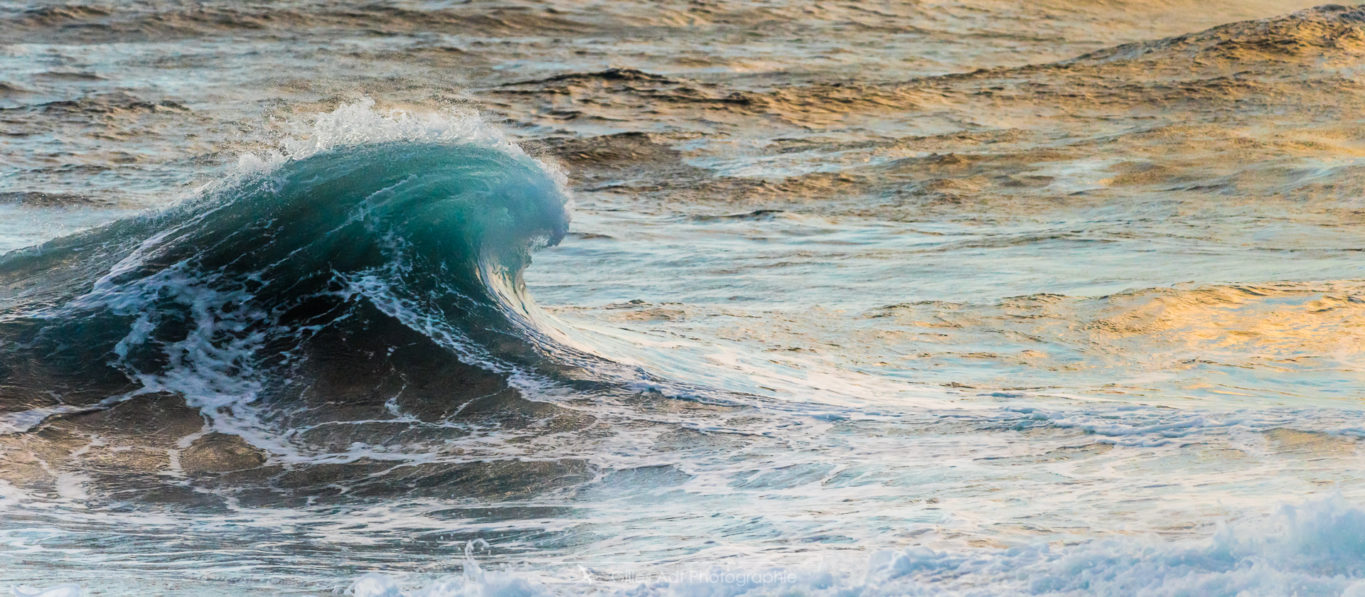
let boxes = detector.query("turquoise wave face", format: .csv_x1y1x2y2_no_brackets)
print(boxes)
0,142,571,419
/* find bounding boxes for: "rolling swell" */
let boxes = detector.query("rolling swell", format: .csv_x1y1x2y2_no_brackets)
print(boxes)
0,141,576,441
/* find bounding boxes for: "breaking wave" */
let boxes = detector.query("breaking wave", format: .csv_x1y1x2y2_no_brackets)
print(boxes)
0,125,579,448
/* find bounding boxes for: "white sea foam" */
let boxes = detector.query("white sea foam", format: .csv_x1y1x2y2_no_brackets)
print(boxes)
337,496,1365,596
233,98,568,193
10,585,81,597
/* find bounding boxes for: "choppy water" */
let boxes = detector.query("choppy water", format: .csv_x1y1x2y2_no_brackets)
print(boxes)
3,1,1365,595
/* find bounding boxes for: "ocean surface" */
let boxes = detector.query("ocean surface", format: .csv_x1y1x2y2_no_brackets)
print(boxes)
3,1,1365,594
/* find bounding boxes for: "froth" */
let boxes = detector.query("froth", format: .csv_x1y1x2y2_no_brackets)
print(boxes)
339,496,1365,596
233,98,569,193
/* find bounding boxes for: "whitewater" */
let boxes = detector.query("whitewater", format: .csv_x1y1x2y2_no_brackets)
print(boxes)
4,1,1365,595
